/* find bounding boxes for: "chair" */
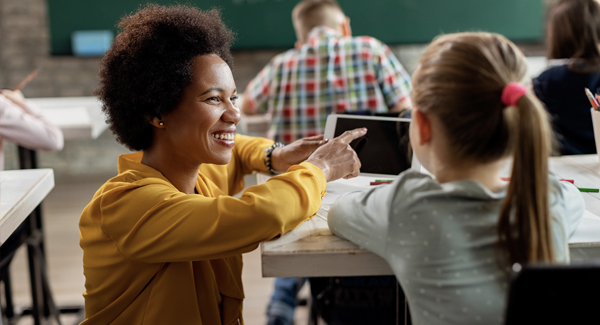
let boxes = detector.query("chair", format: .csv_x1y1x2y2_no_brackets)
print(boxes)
504,263,600,325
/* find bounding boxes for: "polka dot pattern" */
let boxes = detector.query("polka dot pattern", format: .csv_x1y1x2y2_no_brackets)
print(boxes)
327,171,575,325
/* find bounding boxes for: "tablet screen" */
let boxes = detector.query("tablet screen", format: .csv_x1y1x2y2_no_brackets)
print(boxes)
333,117,412,176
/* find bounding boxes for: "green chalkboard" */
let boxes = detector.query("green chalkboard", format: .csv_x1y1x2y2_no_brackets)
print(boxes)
47,0,543,55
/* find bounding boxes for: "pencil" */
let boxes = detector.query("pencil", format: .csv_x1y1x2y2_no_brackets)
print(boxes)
370,181,393,185
578,187,599,193
13,68,39,91
585,88,599,110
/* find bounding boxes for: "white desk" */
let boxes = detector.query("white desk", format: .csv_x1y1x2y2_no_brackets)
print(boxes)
0,169,54,245
29,96,108,140
261,155,600,277
0,168,57,325
526,56,547,78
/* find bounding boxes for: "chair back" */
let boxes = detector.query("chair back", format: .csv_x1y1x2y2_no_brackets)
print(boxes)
504,263,600,325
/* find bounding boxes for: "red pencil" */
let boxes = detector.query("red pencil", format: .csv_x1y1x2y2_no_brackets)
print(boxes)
370,181,393,186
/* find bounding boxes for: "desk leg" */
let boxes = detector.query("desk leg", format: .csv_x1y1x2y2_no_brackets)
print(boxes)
18,147,62,324
1,270,15,319
396,281,411,325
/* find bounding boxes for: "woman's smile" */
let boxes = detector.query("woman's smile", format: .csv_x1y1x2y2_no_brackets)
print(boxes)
211,129,236,148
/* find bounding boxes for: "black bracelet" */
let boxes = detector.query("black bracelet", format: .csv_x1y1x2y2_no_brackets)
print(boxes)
264,142,285,175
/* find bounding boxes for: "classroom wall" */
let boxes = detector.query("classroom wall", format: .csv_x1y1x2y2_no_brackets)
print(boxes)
0,0,547,180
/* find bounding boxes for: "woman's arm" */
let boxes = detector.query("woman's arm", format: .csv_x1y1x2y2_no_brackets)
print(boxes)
90,162,327,263
0,92,64,151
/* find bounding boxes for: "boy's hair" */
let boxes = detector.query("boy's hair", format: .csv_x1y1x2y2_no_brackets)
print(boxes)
411,32,555,265
292,0,345,43
547,0,600,72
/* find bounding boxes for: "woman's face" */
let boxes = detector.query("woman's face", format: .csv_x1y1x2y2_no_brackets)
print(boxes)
161,54,240,165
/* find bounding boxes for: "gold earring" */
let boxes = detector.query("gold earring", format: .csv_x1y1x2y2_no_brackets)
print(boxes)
159,122,164,126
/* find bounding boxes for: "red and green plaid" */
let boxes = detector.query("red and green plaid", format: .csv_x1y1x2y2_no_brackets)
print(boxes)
245,26,412,144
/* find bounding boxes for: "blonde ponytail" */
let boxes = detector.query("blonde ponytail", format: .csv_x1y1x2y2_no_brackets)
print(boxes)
412,32,555,265
498,93,554,264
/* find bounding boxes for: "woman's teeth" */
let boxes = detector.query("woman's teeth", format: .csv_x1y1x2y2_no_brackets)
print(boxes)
212,133,234,140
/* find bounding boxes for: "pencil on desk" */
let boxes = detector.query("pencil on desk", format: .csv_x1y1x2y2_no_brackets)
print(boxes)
370,181,393,185
13,68,39,91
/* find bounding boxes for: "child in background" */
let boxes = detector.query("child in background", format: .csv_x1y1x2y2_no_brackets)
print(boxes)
328,32,584,325
534,0,600,155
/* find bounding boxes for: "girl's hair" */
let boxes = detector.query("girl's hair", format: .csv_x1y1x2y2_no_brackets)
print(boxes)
547,0,600,73
411,32,554,265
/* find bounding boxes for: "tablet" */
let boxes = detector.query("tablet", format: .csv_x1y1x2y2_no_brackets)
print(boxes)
323,114,420,177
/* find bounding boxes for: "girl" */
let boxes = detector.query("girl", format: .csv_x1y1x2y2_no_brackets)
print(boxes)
328,32,584,325
534,0,600,155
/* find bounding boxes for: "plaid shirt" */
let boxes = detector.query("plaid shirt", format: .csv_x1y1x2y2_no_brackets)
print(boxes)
245,26,412,144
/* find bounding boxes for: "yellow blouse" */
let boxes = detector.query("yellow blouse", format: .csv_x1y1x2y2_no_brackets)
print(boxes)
79,135,326,325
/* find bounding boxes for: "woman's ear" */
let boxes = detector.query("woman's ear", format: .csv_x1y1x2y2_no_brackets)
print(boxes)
412,108,432,145
149,116,165,128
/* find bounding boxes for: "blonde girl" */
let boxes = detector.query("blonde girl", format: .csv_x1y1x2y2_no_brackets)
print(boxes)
328,32,584,325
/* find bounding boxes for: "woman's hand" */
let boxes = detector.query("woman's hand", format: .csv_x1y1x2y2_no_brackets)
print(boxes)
305,128,366,182
270,134,328,173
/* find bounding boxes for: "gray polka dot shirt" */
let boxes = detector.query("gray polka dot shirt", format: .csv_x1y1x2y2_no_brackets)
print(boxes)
328,171,583,325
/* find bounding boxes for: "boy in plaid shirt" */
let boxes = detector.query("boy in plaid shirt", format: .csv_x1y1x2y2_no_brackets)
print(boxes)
242,1,411,324
241,0,411,145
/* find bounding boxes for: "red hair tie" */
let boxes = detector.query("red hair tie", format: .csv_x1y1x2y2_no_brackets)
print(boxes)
501,82,528,107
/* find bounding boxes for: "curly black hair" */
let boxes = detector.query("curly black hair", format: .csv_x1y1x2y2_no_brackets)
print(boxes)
95,4,234,151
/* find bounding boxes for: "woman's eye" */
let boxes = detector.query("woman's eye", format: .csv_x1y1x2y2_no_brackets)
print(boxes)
206,96,220,103
230,96,238,103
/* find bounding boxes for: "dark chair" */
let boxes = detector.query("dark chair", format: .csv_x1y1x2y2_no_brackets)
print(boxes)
504,263,600,325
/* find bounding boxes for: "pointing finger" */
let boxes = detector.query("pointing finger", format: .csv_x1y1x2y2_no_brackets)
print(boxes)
338,128,367,144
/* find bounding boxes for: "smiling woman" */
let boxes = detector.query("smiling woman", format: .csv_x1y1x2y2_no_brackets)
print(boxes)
79,4,364,325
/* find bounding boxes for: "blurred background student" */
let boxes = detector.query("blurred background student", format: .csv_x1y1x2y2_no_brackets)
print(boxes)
0,89,64,170
534,0,600,155
241,0,411,144
242,1,410,324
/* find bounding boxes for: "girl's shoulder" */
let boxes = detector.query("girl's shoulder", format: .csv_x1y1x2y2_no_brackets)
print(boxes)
390,170,506,204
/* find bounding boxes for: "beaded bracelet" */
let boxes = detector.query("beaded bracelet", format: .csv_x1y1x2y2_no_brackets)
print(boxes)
263,142,285,175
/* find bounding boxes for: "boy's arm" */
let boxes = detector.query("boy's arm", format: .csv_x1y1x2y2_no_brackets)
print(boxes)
240,94,258,115
242,56,280,115
374,42,412,111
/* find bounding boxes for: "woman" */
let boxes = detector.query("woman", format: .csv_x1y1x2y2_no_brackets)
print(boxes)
534,0,600,155
79,4,363,324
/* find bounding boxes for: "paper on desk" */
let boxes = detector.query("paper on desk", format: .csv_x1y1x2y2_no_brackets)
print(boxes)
570,210,600,244
318,177,376,219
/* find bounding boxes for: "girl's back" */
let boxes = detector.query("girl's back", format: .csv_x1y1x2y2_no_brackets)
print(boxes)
328,32,585,324
329,170,581,324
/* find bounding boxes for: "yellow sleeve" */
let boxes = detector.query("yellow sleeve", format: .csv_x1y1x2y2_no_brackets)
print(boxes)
230,134,272,174
98,162,326,263
223,134,273,195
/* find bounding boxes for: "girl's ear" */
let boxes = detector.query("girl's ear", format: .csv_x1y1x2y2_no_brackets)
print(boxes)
413,109,432,145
